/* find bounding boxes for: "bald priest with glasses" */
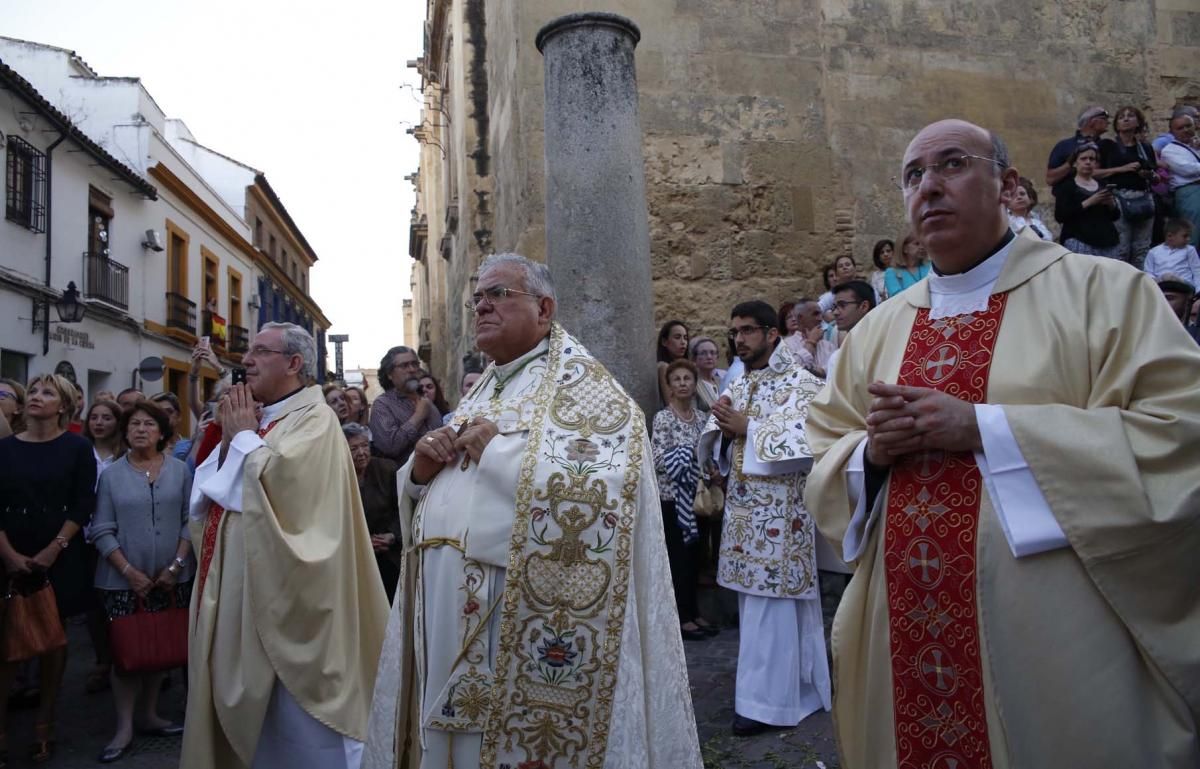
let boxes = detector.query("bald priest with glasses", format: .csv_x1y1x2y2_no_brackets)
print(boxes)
365,253,702,769
805,119,1200,769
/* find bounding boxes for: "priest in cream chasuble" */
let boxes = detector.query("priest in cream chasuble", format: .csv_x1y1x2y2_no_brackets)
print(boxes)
699,300,830,735
804,120,1200,769
364,255,702,769
185,323,389,769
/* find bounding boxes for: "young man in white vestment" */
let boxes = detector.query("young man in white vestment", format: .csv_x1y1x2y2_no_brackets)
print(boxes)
184,322,390,769
698,300,831,738
364,253,702,769
805,119,1200,769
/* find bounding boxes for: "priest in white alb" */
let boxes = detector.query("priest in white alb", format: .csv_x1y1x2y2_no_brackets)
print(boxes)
184,322,389,769
698,300,830,738
805,119,1200,769
364,253,702,769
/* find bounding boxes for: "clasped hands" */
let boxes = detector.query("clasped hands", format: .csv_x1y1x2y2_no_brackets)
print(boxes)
712,396,749,439
411,418,500,485
218,384,260,448
865,382,982,467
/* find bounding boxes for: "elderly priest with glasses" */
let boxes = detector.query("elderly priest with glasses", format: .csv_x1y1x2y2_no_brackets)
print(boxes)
805,119,1200,769
183,322,389,769
364,253,702,769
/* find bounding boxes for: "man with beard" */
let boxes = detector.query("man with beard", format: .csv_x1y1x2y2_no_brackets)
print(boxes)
805,119,1200,768
369,346,443,464
698,300,830,737
184,322,388,768
364,253,701,769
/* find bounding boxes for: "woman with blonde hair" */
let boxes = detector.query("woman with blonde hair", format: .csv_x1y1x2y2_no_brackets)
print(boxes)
343,385,370,427
0,378,25,438
0,374,97,764
884,232,932,297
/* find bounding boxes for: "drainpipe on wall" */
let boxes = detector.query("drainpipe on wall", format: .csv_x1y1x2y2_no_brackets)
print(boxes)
42,132,67,355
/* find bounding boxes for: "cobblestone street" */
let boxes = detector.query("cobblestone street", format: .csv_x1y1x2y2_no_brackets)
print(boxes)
690,585,839,769
6,586,838,769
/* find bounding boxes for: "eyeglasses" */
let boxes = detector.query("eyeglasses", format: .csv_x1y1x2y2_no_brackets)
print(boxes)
833,300,865,311
895,155,1005,193
464,285,541,311
245,346,289,358
0,392,16,401
393,359,421,371
726,324,768,341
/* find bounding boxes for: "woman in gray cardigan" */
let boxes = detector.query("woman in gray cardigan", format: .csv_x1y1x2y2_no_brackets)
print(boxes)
90,401,194,763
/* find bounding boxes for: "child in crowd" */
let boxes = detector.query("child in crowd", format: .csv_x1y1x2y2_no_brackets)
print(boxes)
1144,219,1200,290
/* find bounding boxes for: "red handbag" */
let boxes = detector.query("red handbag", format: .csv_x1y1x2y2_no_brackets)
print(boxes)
1,574,67,662
109,592,189,674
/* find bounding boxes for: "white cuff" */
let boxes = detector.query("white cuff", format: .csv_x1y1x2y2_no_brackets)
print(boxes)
403,471,427,501
975,404,1068,558
743,421,810,476
195,430,264,516
716,436,732,477
841,439,878,562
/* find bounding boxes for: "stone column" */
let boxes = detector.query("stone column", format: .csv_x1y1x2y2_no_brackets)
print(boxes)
537,13,658,419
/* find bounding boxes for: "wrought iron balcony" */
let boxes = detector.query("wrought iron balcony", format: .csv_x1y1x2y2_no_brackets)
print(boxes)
229,324,249,355
166,292,197,334
82,251,129,310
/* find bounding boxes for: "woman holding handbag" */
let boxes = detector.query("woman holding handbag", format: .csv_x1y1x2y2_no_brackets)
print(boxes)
1099,105,1158,267
651,360,719,642
90,400,193,763
0,374,96,766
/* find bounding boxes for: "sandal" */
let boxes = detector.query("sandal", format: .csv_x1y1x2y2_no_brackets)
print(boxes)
29,723,53,764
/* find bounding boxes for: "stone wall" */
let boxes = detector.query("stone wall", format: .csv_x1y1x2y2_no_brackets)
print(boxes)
411,0,1200,390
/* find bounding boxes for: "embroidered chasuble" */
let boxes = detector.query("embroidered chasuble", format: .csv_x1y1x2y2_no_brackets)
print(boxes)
804,233,1200,769
184,386,390,769
698,341,823,599
364,324,702,769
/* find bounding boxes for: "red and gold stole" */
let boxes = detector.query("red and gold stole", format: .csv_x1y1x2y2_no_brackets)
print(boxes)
194,420,280,615
884,293,1008,769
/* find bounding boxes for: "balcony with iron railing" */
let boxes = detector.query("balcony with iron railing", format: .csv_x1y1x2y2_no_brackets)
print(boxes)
166,292,197,335
82,251,129,310
229,324,249,355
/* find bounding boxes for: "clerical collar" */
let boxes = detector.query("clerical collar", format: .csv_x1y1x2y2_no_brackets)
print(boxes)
931,229,1015,277
928,231,1017,298
260,386,306,427
493,337,549,380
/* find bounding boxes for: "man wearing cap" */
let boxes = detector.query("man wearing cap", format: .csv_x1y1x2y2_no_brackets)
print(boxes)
806,118,1200,768
1045,105,1110,188
1158,276,1200,344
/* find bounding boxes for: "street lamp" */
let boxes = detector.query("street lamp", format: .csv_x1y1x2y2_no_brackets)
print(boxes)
54,281,86,323
24,281,88,353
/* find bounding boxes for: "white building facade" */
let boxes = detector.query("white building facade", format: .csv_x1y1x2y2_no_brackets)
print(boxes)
0,37,329,432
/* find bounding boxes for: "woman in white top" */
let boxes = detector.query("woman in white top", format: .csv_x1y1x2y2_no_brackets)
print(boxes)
84,400,124,478
689,336,726,411
1008,176,1054,240
867,240,894,301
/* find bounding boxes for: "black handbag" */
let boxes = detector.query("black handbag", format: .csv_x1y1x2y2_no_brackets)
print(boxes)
1119,192,1156,222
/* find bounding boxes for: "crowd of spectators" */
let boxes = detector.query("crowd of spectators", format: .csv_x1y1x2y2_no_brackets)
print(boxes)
1042,103,1200,285
0,334,483,763
1,97,1198,762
